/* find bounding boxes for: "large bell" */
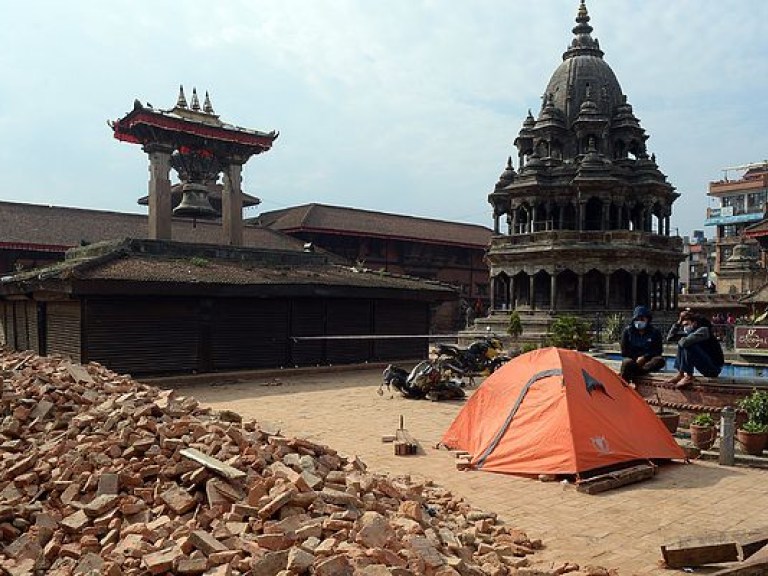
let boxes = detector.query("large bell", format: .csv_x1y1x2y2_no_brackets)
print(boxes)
173,183,219,219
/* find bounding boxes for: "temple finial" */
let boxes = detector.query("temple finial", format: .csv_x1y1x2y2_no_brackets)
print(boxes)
203,91,215,114
176,85,188,108
191,88,201,111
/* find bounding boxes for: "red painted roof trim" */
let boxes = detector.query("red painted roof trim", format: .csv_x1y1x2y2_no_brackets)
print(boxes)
113,110,277,149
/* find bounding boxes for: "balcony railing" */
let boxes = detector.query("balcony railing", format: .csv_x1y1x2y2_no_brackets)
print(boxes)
489,230,682,250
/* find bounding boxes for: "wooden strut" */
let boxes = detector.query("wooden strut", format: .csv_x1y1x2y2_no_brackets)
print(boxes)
394,414,418,456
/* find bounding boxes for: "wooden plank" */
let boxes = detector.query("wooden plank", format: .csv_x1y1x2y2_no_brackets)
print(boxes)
180,448,246,480
712,543,768,575
576,464,655,495
661,530,768,569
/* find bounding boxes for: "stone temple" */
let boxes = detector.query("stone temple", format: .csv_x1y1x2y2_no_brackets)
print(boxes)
482,0,684,337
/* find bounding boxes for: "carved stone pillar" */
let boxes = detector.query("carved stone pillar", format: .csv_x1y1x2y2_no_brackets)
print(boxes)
550,274,557,310
529,275,536,310
510,275,517,309
604,274,611,308
602,202,610,231
578,202,585,232
531,205,538,233
512,210,518,235
222,161,244,247
673,276,679,309
577,273,584,311
493,213,500,234
631,272,637,306
558,202,565,230
144,144,173,241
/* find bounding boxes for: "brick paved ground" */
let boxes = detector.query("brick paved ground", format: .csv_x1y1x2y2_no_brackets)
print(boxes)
167,367,768,575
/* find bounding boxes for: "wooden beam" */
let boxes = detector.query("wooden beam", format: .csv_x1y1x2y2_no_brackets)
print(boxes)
712,543,768,575
576,464,656,495
661,529,768,569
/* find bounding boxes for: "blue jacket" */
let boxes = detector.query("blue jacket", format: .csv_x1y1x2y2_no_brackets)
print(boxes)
621,323,663,360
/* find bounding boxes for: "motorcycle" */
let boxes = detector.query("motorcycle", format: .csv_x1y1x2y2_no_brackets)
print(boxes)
379,360,466,401
433,335,510,384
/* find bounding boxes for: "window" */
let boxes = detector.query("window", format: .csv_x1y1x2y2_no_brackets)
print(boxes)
747,191,767,213
722,195,745,214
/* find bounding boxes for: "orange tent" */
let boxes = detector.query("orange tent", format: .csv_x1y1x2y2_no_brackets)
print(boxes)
442,347,685,476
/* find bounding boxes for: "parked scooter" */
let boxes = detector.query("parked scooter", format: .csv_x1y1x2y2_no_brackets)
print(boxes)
379,360,466,401
433,335,510,384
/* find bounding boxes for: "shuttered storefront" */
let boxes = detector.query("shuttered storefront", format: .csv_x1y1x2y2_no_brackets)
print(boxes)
84,298,199,376
46,301,81,362
211,299,290,371
289,299,326,367
325,299,373,364
373,300,429,360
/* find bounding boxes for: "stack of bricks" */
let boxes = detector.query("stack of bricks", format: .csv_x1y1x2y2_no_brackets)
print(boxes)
0,351,615,576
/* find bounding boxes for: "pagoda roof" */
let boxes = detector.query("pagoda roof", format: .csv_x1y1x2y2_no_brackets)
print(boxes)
111,91,278,154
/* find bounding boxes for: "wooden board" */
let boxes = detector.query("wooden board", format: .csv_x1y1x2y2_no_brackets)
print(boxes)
712,543,768,575
661,529,768,569
576,464,656,495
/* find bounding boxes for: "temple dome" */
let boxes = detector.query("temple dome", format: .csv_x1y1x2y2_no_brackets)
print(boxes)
542,1,624,128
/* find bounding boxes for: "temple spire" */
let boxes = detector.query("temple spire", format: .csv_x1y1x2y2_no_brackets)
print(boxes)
563,0,604,59
203,91,215,114
190,88,201,111
176,85,188,108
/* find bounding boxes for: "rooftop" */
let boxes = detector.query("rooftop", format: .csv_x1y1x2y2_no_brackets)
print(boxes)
255,203,493,248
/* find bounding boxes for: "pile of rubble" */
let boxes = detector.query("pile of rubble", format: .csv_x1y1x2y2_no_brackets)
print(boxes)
0,350,615,575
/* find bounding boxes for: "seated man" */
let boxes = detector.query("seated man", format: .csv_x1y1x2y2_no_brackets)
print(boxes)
666,310,724,389
620,305,665,381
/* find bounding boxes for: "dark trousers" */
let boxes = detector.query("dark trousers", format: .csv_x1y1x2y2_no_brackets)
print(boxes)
674,343,721,377
620,356,666,381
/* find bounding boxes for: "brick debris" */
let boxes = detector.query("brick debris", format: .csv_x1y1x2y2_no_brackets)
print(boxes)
0,351,615,575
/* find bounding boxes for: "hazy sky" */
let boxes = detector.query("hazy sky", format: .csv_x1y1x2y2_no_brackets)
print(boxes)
1,1,766,238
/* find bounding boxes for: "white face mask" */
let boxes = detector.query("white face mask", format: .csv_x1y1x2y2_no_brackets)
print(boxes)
634,320,647,330
683,324,694,334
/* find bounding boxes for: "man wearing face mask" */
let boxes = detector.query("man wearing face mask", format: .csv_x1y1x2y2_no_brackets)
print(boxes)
666,310,724,389
619,306,665,381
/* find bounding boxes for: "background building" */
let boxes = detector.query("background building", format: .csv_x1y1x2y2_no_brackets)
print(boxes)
705,161,768,282
678,230,716,294
256,203,492,330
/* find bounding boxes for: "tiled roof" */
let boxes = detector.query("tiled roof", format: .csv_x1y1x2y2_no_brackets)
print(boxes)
744,218,768,238
0,201,306,252
255,203,493,248
1,239,456,300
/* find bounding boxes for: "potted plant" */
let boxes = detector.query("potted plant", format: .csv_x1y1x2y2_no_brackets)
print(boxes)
654,393,680,434
689,412,716,450
736,389,768,456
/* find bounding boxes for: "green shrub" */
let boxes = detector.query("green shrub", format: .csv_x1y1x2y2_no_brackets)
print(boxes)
741,420,768,433
507,311,523,340
738,388,768,427
520,343,539,354
604,313,625,344
691,412,715,427
189,256,210,267
547,315,593,351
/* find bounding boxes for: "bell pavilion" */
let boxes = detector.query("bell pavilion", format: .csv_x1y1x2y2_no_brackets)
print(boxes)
111,86,278,246
483,1,684,334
